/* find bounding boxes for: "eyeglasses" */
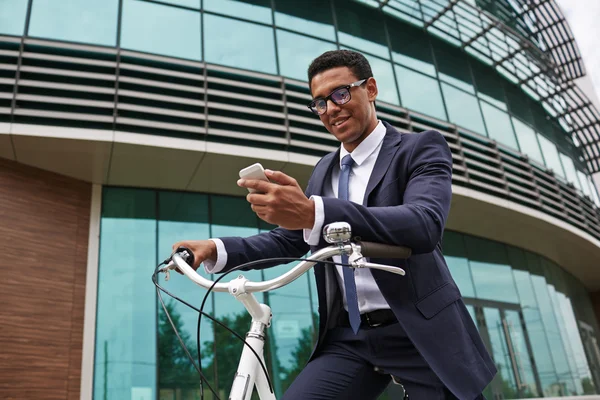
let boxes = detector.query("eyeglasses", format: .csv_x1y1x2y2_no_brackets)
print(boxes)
307,79,367,115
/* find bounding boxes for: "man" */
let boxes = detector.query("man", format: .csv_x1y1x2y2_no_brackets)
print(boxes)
174,50,496,399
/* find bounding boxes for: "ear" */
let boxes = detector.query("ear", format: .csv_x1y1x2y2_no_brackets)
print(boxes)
366,77,378,102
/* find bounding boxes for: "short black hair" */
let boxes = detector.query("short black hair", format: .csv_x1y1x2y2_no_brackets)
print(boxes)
307,50,373,88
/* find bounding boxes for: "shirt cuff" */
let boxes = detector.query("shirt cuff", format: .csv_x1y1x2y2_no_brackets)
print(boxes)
303,195,325,246
203,238,228,273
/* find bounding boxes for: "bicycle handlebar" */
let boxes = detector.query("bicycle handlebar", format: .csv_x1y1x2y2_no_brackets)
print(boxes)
163,240,411,294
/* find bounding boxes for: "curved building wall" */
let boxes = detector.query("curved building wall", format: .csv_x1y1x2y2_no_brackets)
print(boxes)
1,1,600,399
97,187,600,399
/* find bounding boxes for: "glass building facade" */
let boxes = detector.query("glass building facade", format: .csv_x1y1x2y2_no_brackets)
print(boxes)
3,0,600,399
96,187,600,399
1,0,599,198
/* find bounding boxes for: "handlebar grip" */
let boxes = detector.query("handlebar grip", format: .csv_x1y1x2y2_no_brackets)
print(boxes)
173,246,195,267
357,241,412,259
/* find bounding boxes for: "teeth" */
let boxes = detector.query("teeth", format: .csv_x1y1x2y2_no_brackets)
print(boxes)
333,118,348,126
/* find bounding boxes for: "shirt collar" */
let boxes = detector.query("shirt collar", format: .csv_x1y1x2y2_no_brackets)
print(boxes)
339,120,386,167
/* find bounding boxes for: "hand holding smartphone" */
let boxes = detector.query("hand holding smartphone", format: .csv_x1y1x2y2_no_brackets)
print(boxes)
239,163,270,193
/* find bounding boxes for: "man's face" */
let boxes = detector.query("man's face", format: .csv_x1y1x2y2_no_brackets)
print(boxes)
310,66,378,151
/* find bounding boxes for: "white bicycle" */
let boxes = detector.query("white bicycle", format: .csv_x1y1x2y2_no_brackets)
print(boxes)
158,222,411,400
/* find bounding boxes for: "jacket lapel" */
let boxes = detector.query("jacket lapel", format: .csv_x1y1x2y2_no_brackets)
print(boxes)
362,122,403,205
308,148,340,196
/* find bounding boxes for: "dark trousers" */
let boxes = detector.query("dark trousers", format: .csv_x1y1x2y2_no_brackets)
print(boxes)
281,321,485,400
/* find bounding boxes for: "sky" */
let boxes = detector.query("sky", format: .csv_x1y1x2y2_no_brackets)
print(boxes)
555,0,600,104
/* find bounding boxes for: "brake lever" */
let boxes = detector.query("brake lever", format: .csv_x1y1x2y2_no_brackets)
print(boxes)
348,244,406,276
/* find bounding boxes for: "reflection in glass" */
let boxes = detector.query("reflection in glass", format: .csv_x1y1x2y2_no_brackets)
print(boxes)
531,275,575,395
512,118,544,165
361,53,399,105
0,0,28,36
446,256,475,298
559,153,583,191
537,135,565,178
29,0,119,46
505,310,540,397
480,101,518,149
483,308,518,397
160,0,200,8
204,14,277,74
441,83,486,134
95,188,157,399
274,0,336,40
277,31,337,82
395,65,446,120
335,1,389,59
157,192,213,398
387,17,436,76
121,0,201,61
558,294,596,394
578,171,592,198
433,42,475,93
204,0,272,24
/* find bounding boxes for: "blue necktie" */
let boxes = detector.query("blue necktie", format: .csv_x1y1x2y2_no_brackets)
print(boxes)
339,154,361,334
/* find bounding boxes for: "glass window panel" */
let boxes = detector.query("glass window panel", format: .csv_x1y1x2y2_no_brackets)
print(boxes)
121,0,201,61
95,188,157,399
203,0,272,24
590,177,600,207
156,192,215,396
274,0,335,41
464,236,519,303
471,62,508,111
441,83,485,134
531,275,574,395
360,52,399,105
523,307,559,396
29,0,118,46
161,0,199,8
278,31,336,82
395,65,446,120
442,231,475,298
505,310,540,397
480,101,518,149
483,308,519,397
559,294,595,395
387,16,436,76
446,256,475,298
505,84,534,126
537,135,565,177
577,171,591,197
0,0,28,36
433,41,475,93
336,1,390,59
559,153,583,190
204,14,277,74
548,285,578,394
512,117,544,165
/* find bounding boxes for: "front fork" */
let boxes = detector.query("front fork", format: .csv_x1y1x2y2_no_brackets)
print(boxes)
228,276,276,400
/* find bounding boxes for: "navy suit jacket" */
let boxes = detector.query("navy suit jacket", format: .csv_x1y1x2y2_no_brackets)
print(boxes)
219,122,496,399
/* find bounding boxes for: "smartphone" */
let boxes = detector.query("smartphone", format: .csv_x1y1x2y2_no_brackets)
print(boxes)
239,163,270,193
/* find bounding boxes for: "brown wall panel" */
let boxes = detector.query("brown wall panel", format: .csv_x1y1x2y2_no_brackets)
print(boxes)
0,158,91,399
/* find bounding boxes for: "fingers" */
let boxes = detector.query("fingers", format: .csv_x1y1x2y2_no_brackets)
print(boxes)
237,178,271,193
265,170,298,186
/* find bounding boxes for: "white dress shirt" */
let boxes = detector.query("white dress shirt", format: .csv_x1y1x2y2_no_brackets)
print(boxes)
303,120,390,313
206,121,391,314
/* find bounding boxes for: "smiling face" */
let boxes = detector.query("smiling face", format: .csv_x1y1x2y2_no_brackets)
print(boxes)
310,66,379,152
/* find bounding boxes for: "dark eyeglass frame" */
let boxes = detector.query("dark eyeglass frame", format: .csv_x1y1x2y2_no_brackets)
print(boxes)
307,79,368,115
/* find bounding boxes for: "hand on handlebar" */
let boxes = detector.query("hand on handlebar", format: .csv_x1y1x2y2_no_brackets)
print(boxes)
171,239,217,270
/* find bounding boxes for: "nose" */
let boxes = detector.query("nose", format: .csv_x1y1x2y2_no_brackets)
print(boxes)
326,98,341,115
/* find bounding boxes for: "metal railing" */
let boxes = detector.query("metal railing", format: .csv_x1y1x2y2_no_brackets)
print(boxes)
1,36,599,241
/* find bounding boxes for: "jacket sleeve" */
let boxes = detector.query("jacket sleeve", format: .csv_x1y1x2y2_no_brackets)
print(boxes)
318,130,452,254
